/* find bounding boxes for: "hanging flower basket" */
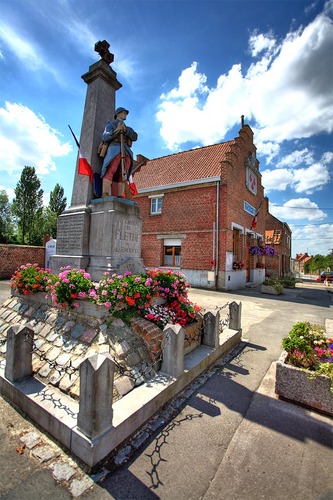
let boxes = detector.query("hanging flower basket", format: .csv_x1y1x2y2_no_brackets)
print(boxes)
249,245,278,257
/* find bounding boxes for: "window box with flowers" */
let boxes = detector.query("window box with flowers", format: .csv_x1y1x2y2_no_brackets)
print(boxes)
275,322,333,416
232,260,245,270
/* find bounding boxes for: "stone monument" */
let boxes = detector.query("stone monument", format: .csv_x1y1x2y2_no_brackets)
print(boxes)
50,41,146,280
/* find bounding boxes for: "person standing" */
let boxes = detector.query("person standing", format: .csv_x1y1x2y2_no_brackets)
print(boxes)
100,107,138,197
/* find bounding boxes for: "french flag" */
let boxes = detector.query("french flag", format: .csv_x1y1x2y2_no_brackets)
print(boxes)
68,125,94,183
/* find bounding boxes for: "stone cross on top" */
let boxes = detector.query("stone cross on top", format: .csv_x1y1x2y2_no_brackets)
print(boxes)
94,40,114,65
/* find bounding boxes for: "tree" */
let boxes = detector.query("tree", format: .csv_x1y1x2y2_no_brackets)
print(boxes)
0,190,13,243
45,183,67,238
49,183,67,215
12,166,44,245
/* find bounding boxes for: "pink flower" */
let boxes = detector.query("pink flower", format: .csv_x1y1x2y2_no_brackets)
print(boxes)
104,302,112,308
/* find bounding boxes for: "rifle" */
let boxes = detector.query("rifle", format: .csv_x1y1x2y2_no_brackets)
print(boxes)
120,131,133,200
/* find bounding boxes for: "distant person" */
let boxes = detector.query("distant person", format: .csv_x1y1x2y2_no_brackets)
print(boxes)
100,107,138,198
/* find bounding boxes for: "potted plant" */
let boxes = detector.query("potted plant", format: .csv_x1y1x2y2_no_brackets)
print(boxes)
275,321,333,415
261,279,283,295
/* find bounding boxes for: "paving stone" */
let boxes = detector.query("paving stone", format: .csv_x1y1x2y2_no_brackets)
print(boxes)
31,445,59,463
34,338,46,350
1,310,13,320
62,338,79,353
59,373,79,392
114,375,135,396
1,298,13,307
39,324,52,338
0,323,8,334
18,303,30,314
56,352,73,366
20,431,42,449
131,430,150,449
51,461,76,482
46,346,61,361
55,316,66,328
49,370,63,386
53,334,65,347
114,445,132,465
80,327,98,345
62,321,76,333
24,306,36,318
69,476,94,497
44,330,59,343
70,324,85,339
38,363,53,378
69,379,80,399
32,358,47,373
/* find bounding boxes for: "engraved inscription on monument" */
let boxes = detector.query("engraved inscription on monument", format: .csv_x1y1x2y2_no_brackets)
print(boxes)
56,214,86,254
112,216,141,257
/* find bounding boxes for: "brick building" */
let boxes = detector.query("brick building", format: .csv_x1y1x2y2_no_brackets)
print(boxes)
134,120,280,291
264,214,292,278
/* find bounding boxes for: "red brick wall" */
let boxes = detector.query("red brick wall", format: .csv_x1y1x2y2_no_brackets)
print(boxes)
0,245,45,279
137,125,267,276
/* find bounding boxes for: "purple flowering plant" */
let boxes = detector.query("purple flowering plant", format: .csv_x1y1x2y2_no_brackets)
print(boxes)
249,245,278,256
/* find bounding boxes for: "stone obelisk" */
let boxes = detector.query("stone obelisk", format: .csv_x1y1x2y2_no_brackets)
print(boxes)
50,41,145,280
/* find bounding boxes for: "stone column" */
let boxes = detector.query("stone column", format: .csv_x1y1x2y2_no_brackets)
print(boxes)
229,301,242,332
5,324,34,382
71,60,122,207
161,324,185,378
77,353,115,439
202,310,220,348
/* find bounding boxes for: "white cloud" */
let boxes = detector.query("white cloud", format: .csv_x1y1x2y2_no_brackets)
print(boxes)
276,148,314,168
293,163,330,193
248,31,276,57
0,102,72,177
262,150,331,194
290,223,333,257
262,168,295,191
156,5,333,154
269,198,327,221
0,21,63,83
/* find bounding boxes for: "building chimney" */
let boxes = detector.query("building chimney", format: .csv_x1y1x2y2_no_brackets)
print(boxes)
241,115,244,127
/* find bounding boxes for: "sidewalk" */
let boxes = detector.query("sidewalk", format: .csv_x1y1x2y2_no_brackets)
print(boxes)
0,281,332,499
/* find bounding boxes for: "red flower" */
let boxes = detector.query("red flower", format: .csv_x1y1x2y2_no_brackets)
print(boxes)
134,292,140,299
126,296,135,306
70,293,77,299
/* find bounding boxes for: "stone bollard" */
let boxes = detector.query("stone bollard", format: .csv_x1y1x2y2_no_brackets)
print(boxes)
77,353,115,439
229,301,242,332
5,324,34,382
202,310,220,348
161,324,185,378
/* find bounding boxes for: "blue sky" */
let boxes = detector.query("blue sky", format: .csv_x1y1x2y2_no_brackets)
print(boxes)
0,0,332,258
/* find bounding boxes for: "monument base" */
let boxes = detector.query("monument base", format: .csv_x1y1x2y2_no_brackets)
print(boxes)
51,197,146,282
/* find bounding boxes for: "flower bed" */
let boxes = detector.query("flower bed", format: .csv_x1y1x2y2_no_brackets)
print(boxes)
275,321,333,415
10,264,202,331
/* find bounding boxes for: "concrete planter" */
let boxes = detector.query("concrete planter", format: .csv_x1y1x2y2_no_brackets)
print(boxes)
275,351,333,416
261,284,283,295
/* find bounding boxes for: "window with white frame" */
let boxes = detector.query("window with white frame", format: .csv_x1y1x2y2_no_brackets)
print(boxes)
163,239,181,267
150,196,163,215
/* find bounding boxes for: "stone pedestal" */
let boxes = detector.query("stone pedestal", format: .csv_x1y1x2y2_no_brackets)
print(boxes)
51,197,145,280
87,197,145,280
